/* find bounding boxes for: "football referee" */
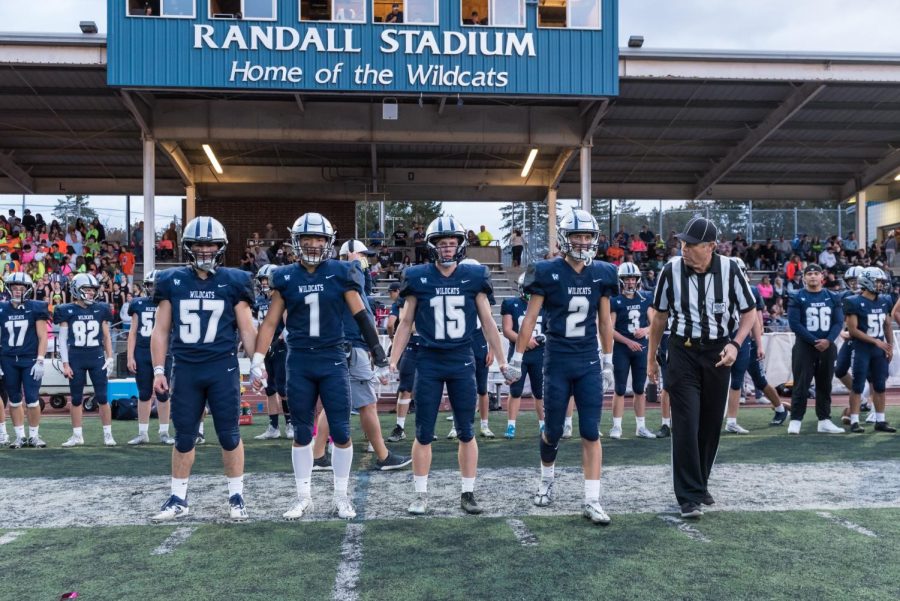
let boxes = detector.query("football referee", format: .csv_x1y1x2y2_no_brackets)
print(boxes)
647,217,757,519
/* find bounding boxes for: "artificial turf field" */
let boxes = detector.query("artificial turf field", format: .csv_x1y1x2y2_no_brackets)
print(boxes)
1,406,899,601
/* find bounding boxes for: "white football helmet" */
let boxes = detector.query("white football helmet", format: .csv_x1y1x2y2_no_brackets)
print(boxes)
617,262,641,294
143,269,159,298
4,272,34,307
557,209,599,263
256,264,276,295
425,216,467,265
71,273,101,305
182,216,228,273
338,239,369,257
843,265,863,292
291,213,335,266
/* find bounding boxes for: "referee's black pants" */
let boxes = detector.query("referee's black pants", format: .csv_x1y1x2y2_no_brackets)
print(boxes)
790,340,837,422
667,338,731,506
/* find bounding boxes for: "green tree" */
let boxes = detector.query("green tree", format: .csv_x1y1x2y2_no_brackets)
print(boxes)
356,201,443,241
53,194,98,227
498,199,561,261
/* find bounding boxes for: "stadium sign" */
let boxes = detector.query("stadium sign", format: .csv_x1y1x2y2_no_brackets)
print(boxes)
107,0,619,97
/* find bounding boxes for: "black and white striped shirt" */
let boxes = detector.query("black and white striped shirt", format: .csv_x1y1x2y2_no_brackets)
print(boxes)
652,255,755,341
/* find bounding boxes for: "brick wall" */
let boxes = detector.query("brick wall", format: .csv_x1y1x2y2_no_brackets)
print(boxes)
197,199,356,266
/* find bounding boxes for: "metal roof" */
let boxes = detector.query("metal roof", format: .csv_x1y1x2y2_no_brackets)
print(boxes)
0,37,899,203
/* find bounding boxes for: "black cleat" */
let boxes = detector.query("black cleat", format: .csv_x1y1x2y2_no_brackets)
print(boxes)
375,451,412,471
655,424,671,438
874,421,897,433
850,422,865,433
679,502,703,519
701,492,715,506
770,410,789,426
312,454,333,471
386,425,406,442
460,492,483,515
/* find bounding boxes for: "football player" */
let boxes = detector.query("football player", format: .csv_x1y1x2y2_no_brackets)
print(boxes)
56,273,116,448
389,216,510,516
126,269,175,445
500,272,546,439
647,307,672,438
386,283,418,443
785,264,845,434
510,209,617,525
835,266,866,421
844,268,895,433
0,272,49,448
609,262,655,439
252,214,391,521
252,264,292,441
150,216,258,522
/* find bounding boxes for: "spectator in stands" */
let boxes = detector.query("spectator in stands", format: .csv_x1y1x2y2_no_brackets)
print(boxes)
162,222,178,245
22,209,35,233
477,225,494,247
248,232,262,248
413,224,427,263
399,255,413,276
66,225,83,256
716,235,732,257
606,239,624,265
132,220,144,255
665,229,679,255
757,275,774,309
392,223,408,247
510,228,524,267
254,245,270,270
629,234,647,264
886,233,896,267
745,242,761,269
378,247,393,278
784,254,803,281
843,231,858,252
368,226,385,248
644,269,657,292
638,224,654,247
765,300,789,331
869,240,886,266
595,233,609,261
819,244,837,271
92,217,106,242
613,225,629,247
240,249,255,272
787,270,804,295
466,230,479,247
264,223,278,240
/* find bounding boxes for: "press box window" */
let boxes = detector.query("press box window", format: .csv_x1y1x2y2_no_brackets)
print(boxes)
127,0,195,17
209,0,276,19
538,0,601,29
461,0,524,26
373,0,438,25
301,0,366,22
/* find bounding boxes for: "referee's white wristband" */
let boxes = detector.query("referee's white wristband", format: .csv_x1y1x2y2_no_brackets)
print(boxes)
153,365,165,376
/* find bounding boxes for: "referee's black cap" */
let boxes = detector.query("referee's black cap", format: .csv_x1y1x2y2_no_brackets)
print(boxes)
675,217,718,244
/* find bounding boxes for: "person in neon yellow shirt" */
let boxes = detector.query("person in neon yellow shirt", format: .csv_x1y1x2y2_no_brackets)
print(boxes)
477,225,494,247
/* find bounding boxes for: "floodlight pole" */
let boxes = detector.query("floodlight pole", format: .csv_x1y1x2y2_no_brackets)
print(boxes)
143,136,156,274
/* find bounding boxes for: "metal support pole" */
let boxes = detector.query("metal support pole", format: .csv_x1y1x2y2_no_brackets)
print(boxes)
379,200,385,233
184,185,196,223
748,199,753,242
793,207,798,238
837,204,842,240
125,195,131,247
857,191,868,249
548,188,558,255
143,136,156,274
580,144,591,212
658,199,663,238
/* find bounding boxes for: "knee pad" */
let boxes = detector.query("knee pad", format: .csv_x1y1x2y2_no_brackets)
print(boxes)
457,427,474,443
96,397,109,406
218,427,241,451
579,422,600,442
138,397,152,403
175,433,196,453
25,400,40,409
156,394,170,403
414,424,434,446
294,425,313,446
330,426,351,447
540,436,559,464
8,400,22,408
69,397,83,407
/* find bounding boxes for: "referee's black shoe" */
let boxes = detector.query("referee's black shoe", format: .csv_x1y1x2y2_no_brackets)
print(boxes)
679,502,703,519
874,421,897,433
701,492,715,506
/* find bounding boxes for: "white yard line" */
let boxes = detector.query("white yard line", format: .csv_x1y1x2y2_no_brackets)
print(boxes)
1,460,899,528
0,531,24,545
506,518,539,546
658,516,710,543
151,526,197,555
815,511,878,538
331,523,364,601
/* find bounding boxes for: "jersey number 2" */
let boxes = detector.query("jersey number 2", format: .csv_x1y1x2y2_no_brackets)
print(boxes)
565,297,589,337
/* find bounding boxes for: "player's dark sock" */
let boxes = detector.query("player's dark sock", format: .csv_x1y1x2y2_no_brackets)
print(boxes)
269,414,279,428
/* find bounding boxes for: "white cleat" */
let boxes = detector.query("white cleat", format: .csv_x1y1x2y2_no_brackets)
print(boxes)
159,432,176,445
0,431,8,446
636,426,657,439
366,442,374,453
817,420,845,434
408,493,428,515
480,426,495,439
151,495,188,522
285,423,294,439
229,494,249,521
725,422,749,435
609,425,622,439
61,434,84,448
283,497,314,520
128,433,150,446
582,501,611,525
787,420,801,435
447,427,458,440
533,479,555,507
561,424,573,439
254,425,281,440
104,432,117,447
334,496,357,519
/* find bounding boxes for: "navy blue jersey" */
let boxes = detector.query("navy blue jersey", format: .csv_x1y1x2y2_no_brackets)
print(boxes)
389,300,401,319
253,294,285,341
400,262,493,350
787,289,844,345
53,302,112,358
843,294,893,343
0,300,50,357
127,296,160,350
610,292,652,342
523,257,617,355
153,266,253,364
500,296,545,359
272,260,362,351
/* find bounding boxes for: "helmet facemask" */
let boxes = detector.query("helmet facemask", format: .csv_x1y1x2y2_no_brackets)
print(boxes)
294,234,330,266
8,283,32,307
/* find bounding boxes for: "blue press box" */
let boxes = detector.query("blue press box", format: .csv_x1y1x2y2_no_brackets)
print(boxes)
108,379,139,401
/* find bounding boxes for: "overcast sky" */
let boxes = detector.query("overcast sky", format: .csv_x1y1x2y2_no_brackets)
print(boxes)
2,1,897,237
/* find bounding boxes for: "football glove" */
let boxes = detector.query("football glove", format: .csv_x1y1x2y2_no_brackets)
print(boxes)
601,352,614,394
103,357,115,377
502,359,522,384
30,359,44,381
249,352,267,389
